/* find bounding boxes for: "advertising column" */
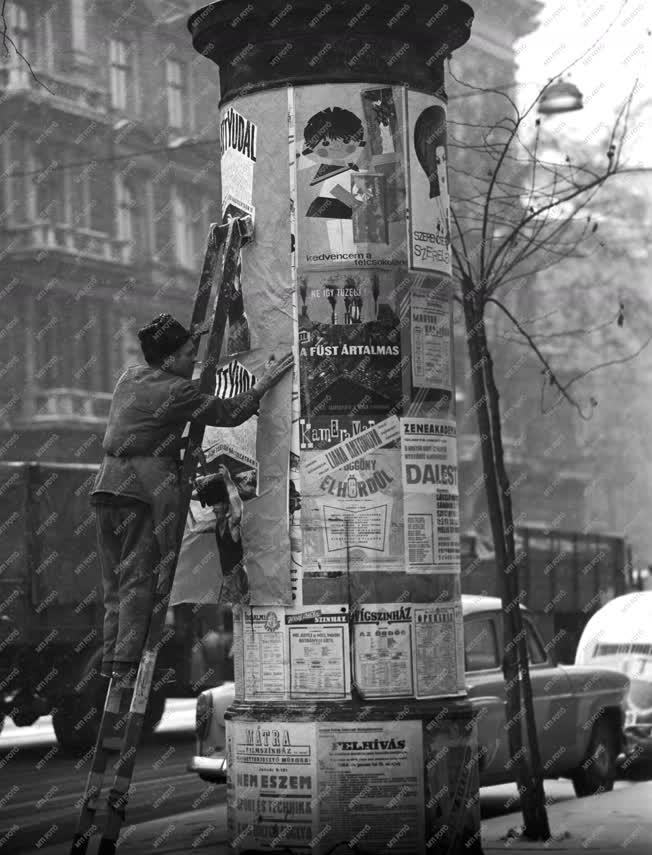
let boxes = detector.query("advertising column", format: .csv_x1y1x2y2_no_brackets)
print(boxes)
189,3,482,854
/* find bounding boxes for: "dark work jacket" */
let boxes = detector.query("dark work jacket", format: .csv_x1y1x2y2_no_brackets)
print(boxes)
92,364,260,572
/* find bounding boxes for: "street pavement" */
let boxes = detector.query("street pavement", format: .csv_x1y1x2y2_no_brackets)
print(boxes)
0,701,214,855
4,705,652,854
28,781,652,855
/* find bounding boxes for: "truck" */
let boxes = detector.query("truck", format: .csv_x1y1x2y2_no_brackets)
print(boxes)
460,525,632,663
0,461,233,751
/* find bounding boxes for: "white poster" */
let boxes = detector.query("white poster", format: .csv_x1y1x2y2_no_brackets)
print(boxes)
401,418,461,574
406,90,450,275
352,603,414,698
232,605,245,700
316,721,425,855
229,721,317,850
287,609,350,698
414,603,465,698
220,105,257,221
410,285,451,390
242,607,288,698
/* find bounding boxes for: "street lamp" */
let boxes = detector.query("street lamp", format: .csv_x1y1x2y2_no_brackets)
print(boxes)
538,79,584,115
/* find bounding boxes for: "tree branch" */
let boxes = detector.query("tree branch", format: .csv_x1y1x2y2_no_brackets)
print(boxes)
486,295,593,419
556,336,652,398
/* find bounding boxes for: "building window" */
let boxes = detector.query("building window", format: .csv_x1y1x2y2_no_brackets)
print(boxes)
116,176,146,258
7,134,30,222
119,316,141,372
33,296,61,389
6,2,30,57
153,179,173,263
166,59,186,129
34,147,66,224
70,164,92,228
4,2,30,86
32,145,112,234
116,178,134,245
109,39,134,112
36,8,55,71
172,187,205,269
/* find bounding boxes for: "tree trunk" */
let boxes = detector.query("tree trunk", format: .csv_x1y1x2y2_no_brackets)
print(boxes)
481,317,551,840
461,277,550,840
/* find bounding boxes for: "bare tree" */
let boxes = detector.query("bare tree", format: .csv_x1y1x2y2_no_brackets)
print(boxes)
448,64,649,840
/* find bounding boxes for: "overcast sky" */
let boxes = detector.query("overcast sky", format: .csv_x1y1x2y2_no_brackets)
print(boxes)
516,0,652,167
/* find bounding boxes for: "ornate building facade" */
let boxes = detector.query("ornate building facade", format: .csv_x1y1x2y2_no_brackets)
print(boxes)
1,0,594,546
0,0,219,461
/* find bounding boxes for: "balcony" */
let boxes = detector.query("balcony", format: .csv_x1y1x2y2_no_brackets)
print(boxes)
0,63,108,115
24,388,112,426
1,222,130,266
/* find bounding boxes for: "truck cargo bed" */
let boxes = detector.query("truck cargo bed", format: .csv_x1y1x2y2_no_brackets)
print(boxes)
0,462,102,648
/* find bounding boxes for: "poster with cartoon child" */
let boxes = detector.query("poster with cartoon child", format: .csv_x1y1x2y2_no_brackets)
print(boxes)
294,85,407,271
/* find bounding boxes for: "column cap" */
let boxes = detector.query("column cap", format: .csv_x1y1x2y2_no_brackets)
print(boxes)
188,0,474,102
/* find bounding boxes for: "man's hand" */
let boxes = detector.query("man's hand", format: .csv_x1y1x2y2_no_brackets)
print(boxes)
254,352,294,397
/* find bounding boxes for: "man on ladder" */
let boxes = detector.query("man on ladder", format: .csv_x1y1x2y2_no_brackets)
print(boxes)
92,310,292,685
71,217,290,855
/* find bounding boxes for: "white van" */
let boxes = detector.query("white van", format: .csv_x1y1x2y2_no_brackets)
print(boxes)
575,591,652,762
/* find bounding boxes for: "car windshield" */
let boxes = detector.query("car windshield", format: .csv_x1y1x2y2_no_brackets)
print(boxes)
464,617,499,671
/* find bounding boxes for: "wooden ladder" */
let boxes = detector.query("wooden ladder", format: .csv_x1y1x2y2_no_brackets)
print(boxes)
69,216,253,855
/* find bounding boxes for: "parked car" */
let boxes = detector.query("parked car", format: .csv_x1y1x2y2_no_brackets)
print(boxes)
575,591,652,764
190,595,629,797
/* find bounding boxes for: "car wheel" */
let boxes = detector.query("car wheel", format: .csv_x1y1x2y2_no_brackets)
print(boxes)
142,691,166,736
53,653,166,753
52,679,108,755
571,717,618,797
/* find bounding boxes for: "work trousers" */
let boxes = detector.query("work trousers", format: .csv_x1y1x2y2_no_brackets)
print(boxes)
95,500,160,676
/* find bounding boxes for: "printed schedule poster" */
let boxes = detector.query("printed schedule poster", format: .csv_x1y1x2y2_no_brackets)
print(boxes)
401,418,461,574
230,721,317,850
406,90,451,275
242,607,288,698
287,609,350,699
413,603,465,698
352,603,414,698
316,721,425,855
294,83,407,271
410,284,452,391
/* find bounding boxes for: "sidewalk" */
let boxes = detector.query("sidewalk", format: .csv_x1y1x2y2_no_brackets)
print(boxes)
40,783,652,854
481,782,652,853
